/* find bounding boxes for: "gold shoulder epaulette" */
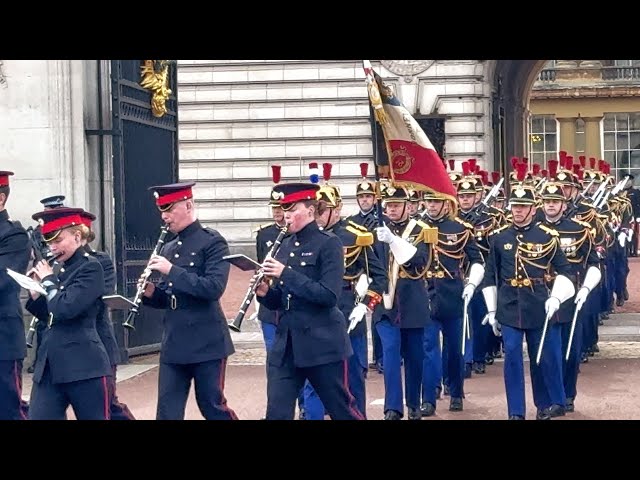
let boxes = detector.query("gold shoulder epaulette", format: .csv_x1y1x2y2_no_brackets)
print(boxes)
347,220,368,232
346,225,374,246
454,217,474,229
538,224,559,237
489,224,509,236
253,222,274,233
416,219,430,229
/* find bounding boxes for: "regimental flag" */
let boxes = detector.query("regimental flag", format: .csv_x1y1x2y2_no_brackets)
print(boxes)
362,60,458,206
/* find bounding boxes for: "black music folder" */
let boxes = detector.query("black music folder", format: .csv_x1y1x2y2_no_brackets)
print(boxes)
222,254,261,272
102,294,136,311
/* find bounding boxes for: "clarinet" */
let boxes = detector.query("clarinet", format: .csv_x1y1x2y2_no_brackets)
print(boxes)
229,223,289,332
123,224,170,330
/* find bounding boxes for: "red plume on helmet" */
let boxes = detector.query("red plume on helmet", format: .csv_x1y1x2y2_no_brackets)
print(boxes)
359,162,368,178
589,157,596,169
271,165,281,184
322,163,332,182
572,163,581,175
491,171,500,184
510,157,520,170
480,170,489,184
461,161,470,176
541,169,548,178
467,158,477,172
548,159,559,178
516,163,527,182
532,163,541,176
448,159,455,171
566,156,575,169
579,155,586,167
559,150,568,161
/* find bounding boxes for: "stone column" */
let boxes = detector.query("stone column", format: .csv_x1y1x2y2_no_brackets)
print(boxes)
583,116,603,159
558,117,578,155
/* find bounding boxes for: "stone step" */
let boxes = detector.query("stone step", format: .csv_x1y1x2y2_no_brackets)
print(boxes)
178,118,371,142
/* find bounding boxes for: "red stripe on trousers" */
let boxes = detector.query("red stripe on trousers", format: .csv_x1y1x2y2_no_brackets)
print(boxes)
102,376,110,420
14,361,26,420
343,360,365,420
218,359,239,420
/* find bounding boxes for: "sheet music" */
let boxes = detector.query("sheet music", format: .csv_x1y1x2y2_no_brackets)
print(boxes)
5,268,47,295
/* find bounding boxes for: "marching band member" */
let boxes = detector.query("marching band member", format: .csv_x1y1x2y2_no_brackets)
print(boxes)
0,171,31,420
255,181,364,420
141,182,238,420
26,207,112,420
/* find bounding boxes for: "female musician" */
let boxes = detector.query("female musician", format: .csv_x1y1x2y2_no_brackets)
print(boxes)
25,207,111,420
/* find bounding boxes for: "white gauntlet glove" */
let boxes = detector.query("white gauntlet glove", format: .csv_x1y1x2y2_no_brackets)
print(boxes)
618,232,626,247
347,303,369,333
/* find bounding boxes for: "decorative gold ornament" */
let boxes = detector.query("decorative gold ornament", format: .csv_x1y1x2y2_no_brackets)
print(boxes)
140,60,172,117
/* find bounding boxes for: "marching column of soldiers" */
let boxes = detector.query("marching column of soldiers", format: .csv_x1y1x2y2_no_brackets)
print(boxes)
0,147,636,419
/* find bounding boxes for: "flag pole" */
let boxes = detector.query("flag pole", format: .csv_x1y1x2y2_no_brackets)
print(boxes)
368,103,386,228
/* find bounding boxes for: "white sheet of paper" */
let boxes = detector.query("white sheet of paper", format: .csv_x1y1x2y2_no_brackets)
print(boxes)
5,268,47,295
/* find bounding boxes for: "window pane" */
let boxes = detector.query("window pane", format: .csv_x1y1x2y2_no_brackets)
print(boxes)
604,150,616,165
531,153,544,166
617,132,629,150
531,136,544,152
544,117,557,132
630,113,640,131
630,150,640,170
604,132,616,150
618,151,630,170
617,114,629,131
630,132,640,150
615,60,632,66
545,133,557,152
531,116,544,133
603,114,616,132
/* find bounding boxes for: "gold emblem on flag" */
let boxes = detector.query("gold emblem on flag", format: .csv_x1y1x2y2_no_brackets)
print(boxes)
391,145,414,175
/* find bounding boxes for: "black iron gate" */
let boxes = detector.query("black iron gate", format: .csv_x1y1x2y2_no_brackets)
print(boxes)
110,60,179,361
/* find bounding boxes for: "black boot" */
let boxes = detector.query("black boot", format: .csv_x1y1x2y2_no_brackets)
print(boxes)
449,397,463,412
384,410,402,420
420,402,436,417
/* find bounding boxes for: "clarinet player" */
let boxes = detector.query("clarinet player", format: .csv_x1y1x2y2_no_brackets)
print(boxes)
139,182,238,420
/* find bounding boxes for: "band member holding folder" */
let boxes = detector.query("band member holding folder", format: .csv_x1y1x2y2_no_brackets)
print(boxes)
25,207,112,420
0,171,31,420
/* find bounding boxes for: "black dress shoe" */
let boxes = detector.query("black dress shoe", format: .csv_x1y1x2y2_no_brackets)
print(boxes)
548,404,566,418
616,297,624,307
565,397,575,413
420,402,436,417
508,415,525,420
624,288,629,301
485,354,494,365
472,361,486,374
407,408,422,420
384,410,402,420
536,409,551,420
593,344,600,353
449,397,463,412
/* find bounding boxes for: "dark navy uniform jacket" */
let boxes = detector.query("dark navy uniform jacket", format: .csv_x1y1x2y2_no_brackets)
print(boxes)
541,217,599,324
257,221,352,368
347,209,389,262
374,217,432,329
142,220,235,364
25,249,111,384
325,218,387,337
423,215,483,321
255,222,288,325
84,245,121,366
0,209,31,361
484,221,572,330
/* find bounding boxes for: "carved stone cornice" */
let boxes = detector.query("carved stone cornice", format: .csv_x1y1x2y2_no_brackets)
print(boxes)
530,85,640,100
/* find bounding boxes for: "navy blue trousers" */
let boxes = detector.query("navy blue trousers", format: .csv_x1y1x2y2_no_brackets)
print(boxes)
107,365,135,420
156,359,238,420
0,360,27,420
303,333,368,420
376,320,424,414
501,324,565,418
29,363,110,420
422,317,464,407
470,291,489,363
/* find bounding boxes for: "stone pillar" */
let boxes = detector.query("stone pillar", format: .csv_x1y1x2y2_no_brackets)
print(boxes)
558,117,578,155
583,116,603,159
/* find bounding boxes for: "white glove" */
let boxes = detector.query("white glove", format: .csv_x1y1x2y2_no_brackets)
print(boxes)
545,296,561,320
574,287,590,311
375,225,395,244
618,232,626,247
462,284,475,303
482,311,501,337
347,303,369,333
635,217,640,223
628,229,634,241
